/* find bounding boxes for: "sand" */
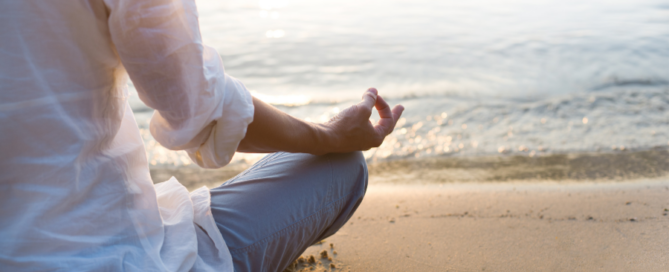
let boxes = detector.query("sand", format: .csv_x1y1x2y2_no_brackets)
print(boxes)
151,152,669,271
296,179,669,271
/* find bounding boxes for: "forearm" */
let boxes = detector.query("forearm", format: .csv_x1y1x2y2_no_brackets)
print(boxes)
237,97,333,155
237,89,403,155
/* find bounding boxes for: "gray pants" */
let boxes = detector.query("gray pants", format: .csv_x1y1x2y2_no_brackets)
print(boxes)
209,152,368,272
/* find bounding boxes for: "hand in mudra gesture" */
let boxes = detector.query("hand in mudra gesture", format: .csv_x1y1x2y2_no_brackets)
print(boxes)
324,88,404,152
238,88,404,155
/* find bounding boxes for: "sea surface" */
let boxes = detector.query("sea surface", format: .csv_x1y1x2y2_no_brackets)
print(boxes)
129,0,669,168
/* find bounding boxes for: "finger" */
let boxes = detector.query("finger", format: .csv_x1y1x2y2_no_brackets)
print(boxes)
374,104,404,136
357,88,378,111
374,95,393,119
391,104,404,122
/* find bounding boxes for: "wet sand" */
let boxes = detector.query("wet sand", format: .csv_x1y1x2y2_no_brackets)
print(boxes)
367,148,669,183
298,179,669,271
152,149,669,190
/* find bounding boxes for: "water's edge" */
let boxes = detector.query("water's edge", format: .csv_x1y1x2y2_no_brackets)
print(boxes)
151,147,669,191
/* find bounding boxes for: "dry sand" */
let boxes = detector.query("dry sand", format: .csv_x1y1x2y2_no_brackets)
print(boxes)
297,179,669,272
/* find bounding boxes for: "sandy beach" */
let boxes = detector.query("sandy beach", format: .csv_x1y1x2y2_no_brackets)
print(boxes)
152,151,669,271
296,179,669,271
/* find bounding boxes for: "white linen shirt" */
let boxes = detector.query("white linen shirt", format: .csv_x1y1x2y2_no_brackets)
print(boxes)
0,0,254,271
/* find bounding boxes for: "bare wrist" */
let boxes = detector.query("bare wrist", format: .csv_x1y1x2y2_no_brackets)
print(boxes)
308,123,338,155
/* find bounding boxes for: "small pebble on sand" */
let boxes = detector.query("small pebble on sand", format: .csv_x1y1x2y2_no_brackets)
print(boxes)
330,263,336,268
320,250,328,259
330,243,334,249
389,218,395,223
629,218,637,222
308,255,316,263
333,251,337,255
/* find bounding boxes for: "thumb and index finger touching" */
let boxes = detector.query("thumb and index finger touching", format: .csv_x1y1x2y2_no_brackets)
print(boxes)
357,88,405,136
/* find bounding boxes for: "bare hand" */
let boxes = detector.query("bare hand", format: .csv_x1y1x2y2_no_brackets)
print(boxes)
322,88,404,152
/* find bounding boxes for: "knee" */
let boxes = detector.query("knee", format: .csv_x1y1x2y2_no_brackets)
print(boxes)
326,151,368,196
348,151,368,185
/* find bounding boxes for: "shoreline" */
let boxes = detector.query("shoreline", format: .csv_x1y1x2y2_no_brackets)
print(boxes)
150,148,669,190
367,147,669,184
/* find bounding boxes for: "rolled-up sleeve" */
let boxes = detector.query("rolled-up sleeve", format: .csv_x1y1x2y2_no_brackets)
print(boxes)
105,0,254,168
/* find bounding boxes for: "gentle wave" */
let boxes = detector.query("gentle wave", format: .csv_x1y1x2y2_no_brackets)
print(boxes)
134,85,669,168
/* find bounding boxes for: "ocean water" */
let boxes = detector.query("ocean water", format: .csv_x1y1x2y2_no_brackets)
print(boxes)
129,0,669,167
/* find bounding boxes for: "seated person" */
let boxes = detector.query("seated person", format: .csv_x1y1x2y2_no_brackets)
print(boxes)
0,0,404,271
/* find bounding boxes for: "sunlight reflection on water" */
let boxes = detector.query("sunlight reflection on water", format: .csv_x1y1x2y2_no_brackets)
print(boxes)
132,0,669,167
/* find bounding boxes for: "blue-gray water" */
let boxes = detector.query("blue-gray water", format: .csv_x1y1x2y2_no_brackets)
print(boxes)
130,0,669,167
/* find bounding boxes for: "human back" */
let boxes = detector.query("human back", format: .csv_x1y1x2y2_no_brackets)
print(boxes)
0,1,170,270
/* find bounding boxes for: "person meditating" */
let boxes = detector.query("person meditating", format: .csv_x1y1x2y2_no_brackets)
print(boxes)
0,0,404,271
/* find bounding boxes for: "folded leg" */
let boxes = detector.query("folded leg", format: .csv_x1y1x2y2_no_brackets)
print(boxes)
209,151,367,272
